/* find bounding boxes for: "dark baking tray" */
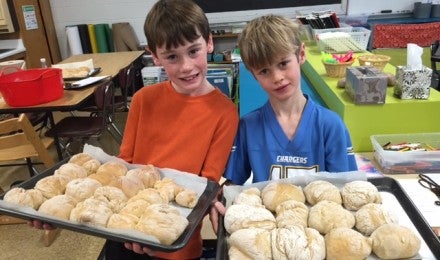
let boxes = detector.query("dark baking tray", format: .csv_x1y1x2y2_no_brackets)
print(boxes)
216,177,440,259
63,67,102,81
0,159,220,252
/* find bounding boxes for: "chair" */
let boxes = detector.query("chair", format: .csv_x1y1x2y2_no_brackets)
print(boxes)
430,40,440,90
0,113,55,176
45,80,118,155
0,113,59,246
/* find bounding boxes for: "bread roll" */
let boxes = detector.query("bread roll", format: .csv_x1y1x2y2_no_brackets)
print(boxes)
35,175,67,199
303,180,342,205
107,213,139,230
228,228,271,260
69,198,113,227
119,200,151,218
88,172,119,186
38,194,77,220
325,227,372,260
3,187,45,210
175,189,198,208
135,204,188,245
233,187,263,207
355,203,398,236
68,153,101,174
341,180,382,211
224,204,276,234
93,186,128,213
125,165,161,188
370,223,421,259
153,177,184,202
275,200,309,228
96,161,128,177
308,200,355,235
54,162,88,180
261,182,305,212
65,178,102,202
271,226,326,260
127,188,169,205
111,175,145,198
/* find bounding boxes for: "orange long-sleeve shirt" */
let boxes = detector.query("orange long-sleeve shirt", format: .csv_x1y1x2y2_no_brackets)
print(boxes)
119,81,239,259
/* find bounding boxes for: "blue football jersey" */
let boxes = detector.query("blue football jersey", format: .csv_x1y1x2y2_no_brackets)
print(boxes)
224,96,357,185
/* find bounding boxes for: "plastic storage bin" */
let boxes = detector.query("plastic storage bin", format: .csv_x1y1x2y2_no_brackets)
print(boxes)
371,133,440,174
314,27,371,53
0,68,63,107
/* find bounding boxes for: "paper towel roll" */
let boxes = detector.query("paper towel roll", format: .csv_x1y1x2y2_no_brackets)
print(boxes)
0,60,26,74
88,24,99,53
66,25,84,55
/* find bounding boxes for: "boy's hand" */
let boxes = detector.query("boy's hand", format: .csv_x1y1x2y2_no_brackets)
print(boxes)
209,200,226,234
124,242,155,256
28,219,56,230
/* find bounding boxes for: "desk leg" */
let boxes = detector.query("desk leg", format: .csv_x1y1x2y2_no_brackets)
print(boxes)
48,112,63,161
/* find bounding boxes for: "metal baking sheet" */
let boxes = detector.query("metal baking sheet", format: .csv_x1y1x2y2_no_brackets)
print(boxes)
63,67,102,81
0,159,220,252
216,176,440,259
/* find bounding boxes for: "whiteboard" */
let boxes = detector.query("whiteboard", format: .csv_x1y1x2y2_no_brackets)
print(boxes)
347,0,417,16
204,0,348,24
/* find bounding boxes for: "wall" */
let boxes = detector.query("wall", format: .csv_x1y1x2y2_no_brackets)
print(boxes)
49,0,420,59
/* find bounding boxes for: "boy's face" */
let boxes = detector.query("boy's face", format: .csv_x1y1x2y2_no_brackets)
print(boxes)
251,43,306,101
151,35,214,96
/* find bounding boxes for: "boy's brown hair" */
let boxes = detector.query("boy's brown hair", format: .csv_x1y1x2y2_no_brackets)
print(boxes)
144,0,211,55
238,15,302,70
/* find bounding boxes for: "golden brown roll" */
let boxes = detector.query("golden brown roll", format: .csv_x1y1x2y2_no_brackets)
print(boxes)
135,204,188,245
325,227,372,260
35,175,68,199
224,204,276,234
127,188,169,205
341,180,382,211
153,177,184,202
88,172,119,186
93,186,128,213
107,213,139,230
271,226,326,260
175,189,198,208
38,194,77,220
96,161,128,177
370,223,421,259
308,200,355,235
54,162,88,180
68,152,96,165
232,187,263,207
69,197,113,227
64,177,102,202
275,200,309,228
261,182,305,212
303,180,342,205
3,187,45,210
125,165,161,188
119,200,151,218
355,203,398,236
228,228,272,260
111,175,145,198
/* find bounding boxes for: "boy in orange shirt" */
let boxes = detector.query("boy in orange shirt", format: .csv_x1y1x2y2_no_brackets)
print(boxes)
106,0,238,259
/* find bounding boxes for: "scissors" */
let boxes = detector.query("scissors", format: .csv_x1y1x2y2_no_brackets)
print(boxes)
418,174,440,206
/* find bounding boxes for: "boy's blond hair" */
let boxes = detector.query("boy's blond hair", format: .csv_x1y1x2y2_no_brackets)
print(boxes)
238,15,302,70
144,0,210,55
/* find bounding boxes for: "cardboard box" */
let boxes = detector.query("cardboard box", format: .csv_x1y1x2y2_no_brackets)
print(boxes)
371,132,440,174
394,65,432,99
345,66,387,104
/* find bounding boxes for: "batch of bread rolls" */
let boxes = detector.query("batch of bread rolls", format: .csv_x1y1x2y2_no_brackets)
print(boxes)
2,153,199,246
224,180,422,260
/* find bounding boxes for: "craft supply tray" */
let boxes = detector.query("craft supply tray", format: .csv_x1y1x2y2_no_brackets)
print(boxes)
216,177,440,259
0,159,220,252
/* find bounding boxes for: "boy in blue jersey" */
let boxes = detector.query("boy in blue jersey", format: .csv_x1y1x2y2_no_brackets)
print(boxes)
225,15,358,185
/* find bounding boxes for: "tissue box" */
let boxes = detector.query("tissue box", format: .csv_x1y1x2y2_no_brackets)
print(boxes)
394,65,432,99
345,66,387,104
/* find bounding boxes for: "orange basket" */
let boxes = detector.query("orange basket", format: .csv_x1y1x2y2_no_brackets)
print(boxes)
0,68,63,107
322,60,354,78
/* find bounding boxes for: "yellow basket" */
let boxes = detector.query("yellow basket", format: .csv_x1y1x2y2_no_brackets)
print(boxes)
322,60,354,78
358,54,391,71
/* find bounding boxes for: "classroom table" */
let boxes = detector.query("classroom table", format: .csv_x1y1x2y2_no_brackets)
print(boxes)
0,51,144,160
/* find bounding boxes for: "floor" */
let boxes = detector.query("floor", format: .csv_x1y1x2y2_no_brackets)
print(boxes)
0,111,127,260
